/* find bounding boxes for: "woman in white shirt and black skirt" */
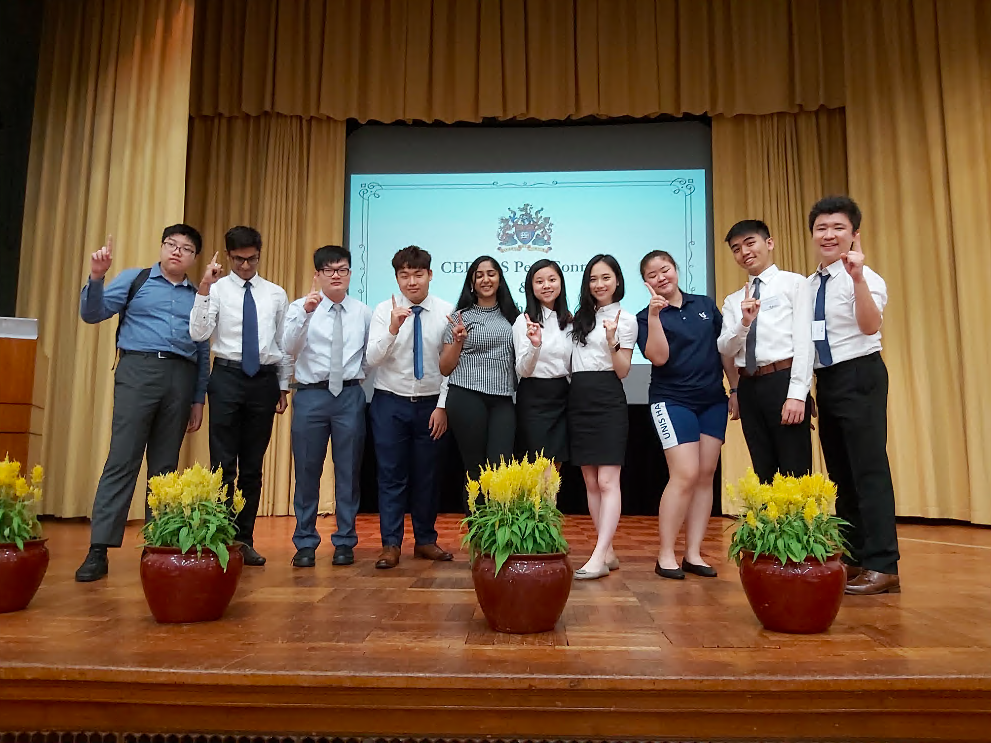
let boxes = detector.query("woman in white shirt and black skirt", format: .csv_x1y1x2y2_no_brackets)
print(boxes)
512,259,573,465
440,255,520,512
569,254,638,580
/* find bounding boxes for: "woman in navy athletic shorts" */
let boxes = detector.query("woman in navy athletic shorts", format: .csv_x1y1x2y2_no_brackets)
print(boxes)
636,251,731,580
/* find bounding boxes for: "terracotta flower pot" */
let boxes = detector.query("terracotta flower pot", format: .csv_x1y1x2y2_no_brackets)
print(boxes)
471,552,572,634
139,544,243,623
738,550,846,634
0,538,49,613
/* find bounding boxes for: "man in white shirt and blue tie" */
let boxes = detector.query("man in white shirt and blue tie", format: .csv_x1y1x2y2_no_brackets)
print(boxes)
189,226,292,567
718,219,814,483
807,195,900,596
365,246,454,570
282,246,372,568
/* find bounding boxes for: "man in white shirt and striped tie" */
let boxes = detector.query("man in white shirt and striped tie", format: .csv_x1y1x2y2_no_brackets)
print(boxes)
282,246,372,568
189,226,292,567
807,195,899,596
717,219,815,483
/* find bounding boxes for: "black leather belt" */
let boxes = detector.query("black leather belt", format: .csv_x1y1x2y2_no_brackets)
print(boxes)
291,379,362,391
214,358,277,374
375,389,439,404
120,350,194,363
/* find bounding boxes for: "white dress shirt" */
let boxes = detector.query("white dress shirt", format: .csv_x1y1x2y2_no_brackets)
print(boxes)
282,293,372,385
717,264,814,400
365,293,453,407
571,302,639,373
513,307,572,379
808,260,887,369
189,273,293,390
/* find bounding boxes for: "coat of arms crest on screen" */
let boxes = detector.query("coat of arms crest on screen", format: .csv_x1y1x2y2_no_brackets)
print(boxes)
497,203,553,253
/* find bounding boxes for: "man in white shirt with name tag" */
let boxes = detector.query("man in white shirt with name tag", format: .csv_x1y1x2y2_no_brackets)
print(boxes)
807,195,900,596
282,246,372,568
365,246,455,570
718,219,814,483
189,226,292,567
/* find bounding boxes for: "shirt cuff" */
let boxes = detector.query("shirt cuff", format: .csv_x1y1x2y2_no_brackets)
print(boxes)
735,321,751,339
786,382,810,401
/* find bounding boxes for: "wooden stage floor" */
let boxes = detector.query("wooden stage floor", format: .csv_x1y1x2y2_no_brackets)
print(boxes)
1,514,990,742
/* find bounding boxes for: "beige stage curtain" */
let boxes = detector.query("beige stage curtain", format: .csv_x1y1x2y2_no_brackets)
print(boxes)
711,108,847,511
182,114,347,516
16,0,195,518
842,0,990,524
189,0,845,121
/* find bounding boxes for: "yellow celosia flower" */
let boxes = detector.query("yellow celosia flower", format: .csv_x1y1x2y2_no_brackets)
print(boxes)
14,478,30,499
232,489,246,515
765,501,780,522
0,457,19,488
746,510,758,528
803,497,819,524
30,465,43,485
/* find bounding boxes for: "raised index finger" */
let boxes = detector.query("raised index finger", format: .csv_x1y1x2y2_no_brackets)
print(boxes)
745,282,751,300
106,234,114,255
391,295,397,309
211,252,219,266
310,274,320,293
615,309,622,322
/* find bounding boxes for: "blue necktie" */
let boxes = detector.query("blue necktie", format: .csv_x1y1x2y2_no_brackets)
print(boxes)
814,272,833,367
411,305,424,380
242,281,260,377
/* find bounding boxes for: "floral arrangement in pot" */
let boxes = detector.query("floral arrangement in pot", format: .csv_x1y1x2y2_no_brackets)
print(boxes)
0,455,48,613
140,463,246,623
727,469,848,634
462,455,571,634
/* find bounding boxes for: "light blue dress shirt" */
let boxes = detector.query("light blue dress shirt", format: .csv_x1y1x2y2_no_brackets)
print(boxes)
79,263,210,403
282,293,372,385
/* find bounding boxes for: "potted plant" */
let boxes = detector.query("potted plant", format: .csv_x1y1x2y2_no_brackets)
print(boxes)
727,469,848,634
462,455,571,634
140,464,245,623
0,455,48,613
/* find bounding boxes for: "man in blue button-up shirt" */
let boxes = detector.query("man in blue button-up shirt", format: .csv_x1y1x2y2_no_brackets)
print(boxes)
74,224,210,583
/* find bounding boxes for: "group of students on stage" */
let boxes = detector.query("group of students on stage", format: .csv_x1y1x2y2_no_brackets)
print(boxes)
73,194,900,597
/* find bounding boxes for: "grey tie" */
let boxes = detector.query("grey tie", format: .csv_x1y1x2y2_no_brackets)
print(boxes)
329,303,344,396
744,277,761,375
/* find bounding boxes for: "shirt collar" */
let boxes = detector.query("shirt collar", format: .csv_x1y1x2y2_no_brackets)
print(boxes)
395,293,434,310
754,264,779,286
320,293,350,311
231,273,263,289
817,260,845,278
541,305,556,321
597,301,621,314
152,262,190,287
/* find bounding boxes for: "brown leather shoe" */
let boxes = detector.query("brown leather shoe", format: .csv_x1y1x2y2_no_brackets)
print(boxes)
845,569,900,595
414,543,454,561
844,564,863,582
375,545,401,569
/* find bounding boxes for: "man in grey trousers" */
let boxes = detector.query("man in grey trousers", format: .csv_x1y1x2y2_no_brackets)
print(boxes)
74,225,210,582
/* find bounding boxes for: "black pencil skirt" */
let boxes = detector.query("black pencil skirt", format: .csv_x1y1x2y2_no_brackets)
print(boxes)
567,371,628,466
516,376,570,463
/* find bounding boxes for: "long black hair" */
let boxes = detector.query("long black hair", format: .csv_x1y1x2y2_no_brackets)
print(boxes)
572,254,625,346
455,255,520,323
523,259,572,331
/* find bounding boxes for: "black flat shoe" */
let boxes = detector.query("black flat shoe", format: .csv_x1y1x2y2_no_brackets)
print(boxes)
75,548,109,582
292,547,316,568
240,544,267,566
655,561,685,580
682,559,717,578
332,545,354,566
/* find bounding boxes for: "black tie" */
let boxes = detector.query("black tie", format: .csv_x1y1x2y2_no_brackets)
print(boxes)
744,277,761,375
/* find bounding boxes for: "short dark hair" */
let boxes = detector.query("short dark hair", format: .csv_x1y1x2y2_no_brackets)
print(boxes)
724,219,771,244
225,225,262,252
162,224,203,255
313,245,351,270
639,250,678,277
392,245,431,272
808,195,862,233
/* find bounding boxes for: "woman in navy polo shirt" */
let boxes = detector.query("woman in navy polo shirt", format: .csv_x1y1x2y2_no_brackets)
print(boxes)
636,251,731,580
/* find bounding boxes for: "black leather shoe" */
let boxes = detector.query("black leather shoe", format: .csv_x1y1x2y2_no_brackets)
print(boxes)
332,545,354,566
655,561,685,580
682,559,718,578
75,548,109,582
240,544,267,566
292,547,316,568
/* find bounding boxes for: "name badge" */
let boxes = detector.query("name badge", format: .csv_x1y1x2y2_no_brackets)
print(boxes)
760,295,782,311
811,320,826,341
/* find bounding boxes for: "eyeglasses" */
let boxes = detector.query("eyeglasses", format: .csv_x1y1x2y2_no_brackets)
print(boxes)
318,266,351,277
230,254,260,266
163,238,196,256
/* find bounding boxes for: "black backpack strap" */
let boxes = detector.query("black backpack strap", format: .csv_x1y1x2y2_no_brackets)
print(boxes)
114,267,153,364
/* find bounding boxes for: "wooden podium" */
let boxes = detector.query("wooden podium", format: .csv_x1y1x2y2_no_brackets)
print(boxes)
0,318,44,465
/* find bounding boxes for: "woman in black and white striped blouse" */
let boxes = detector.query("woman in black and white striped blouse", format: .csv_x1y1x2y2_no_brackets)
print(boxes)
440,255,520,512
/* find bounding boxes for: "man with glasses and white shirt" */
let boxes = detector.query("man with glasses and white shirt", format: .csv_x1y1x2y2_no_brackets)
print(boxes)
75,225,210,582
282,246,371,568
189,226,292,567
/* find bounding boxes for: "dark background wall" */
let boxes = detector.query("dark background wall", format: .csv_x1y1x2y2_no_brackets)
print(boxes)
0,0,44,316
